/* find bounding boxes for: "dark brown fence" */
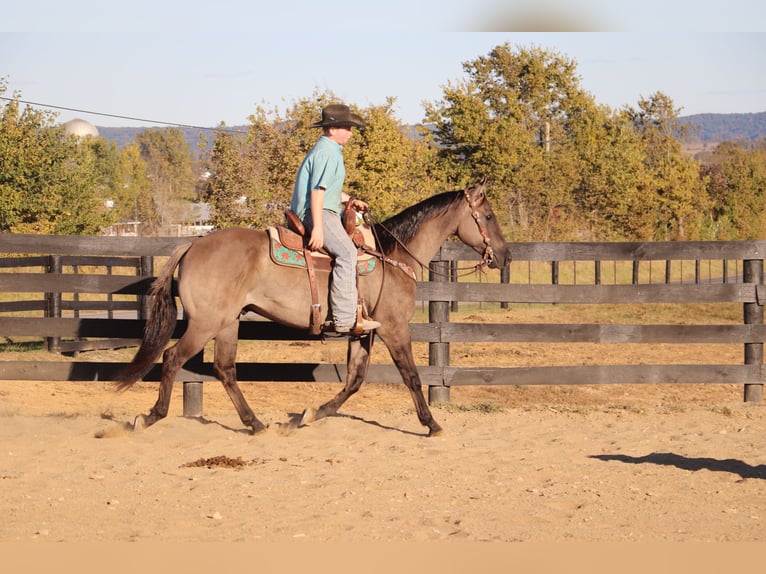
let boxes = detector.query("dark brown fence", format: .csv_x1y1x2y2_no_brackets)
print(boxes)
1,234,764,411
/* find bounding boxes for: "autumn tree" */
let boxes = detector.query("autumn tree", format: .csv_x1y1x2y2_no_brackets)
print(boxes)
346,97,442,220
204,90,441,228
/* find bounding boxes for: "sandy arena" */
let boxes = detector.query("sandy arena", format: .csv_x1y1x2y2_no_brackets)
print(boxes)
1,377,764,543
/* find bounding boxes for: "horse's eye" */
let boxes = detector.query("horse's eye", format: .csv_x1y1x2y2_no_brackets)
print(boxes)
485,214,493,221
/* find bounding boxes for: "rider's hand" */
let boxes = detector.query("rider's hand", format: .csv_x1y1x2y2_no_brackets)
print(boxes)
308,227,324,251
350,198,369,213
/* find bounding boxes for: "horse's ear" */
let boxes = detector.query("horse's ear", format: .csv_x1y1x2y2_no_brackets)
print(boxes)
466,178,487,206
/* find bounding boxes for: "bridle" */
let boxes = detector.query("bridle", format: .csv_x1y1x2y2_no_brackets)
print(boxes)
365,186,498,280
464,186,497,271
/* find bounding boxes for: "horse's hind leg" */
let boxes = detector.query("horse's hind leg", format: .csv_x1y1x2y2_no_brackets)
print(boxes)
134,321,212,430
213,319,266,434
301,335,373,425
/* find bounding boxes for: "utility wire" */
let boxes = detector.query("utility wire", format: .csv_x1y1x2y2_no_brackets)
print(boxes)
0,96,246,134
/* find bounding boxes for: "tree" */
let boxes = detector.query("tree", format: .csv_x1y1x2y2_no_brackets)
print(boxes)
0,79,112,234
109,142,155,229
702,141,766,239
345,97,441,220
204,91,442,228
423,43,599,239
202,127,252,228
135,128,196,233
623,92,708,240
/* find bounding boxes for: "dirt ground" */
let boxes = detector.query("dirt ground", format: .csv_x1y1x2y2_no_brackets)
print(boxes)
1,373,764,543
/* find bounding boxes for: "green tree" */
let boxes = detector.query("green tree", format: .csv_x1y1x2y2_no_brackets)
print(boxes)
623,92,707,240
204,95,334,229
702,141,766,239
423,43,598,239
573,111,659,240
0,80,112,234
203,127,252,228
135,127,196,232
109,142,155,229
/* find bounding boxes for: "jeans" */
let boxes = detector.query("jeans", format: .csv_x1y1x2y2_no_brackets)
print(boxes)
305,209,358,328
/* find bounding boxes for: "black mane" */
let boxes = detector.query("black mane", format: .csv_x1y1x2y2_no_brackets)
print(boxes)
373,190,463,255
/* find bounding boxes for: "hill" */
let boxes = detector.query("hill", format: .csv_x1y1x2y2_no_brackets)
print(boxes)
678,111,766,142
96,125,246,157
95,112,766,155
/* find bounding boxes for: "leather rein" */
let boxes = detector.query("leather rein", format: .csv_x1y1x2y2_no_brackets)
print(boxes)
365,187,497,280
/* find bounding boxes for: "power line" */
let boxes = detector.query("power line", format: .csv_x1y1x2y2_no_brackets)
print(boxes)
0,96,246,134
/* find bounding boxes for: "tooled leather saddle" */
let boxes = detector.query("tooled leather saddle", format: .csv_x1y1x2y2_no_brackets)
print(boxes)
274,202,376,336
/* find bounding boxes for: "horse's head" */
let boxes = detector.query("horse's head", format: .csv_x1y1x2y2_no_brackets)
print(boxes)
456,178,512,269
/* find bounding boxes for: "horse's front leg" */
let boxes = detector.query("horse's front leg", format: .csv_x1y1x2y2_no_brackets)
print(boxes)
300,334,373,425
386,338,443,437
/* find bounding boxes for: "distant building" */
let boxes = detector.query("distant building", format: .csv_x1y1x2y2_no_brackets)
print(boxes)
62,118,99,138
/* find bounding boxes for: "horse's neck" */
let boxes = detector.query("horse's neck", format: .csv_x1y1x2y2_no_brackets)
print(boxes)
393,211,459,272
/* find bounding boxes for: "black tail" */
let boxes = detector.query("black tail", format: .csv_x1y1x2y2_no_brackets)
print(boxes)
114,243,192,390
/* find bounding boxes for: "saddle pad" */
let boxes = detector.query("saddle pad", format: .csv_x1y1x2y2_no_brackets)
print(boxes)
267,227,377,275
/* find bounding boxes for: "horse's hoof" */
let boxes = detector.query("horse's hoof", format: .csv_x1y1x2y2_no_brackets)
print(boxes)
299,407,317,426
132,415,146,431
428,426,444,437
250,422,268,435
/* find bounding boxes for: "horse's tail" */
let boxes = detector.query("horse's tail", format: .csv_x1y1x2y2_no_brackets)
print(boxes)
114,243,193,390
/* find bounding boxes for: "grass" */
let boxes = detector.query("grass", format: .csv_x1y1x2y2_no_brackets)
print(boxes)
0,338,45,353
451,258,744,286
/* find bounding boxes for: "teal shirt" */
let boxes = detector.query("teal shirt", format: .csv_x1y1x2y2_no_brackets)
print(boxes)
290,135,346,220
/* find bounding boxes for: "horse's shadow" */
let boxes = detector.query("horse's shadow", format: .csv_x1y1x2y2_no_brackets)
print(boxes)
187,412,424,437
99,411,426,437
590,452,766,480
286,412,425,437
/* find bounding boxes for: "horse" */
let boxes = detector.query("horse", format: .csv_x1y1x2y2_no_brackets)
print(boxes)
116,179,511,436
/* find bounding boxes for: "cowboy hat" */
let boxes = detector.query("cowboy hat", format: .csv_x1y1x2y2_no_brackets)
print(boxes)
310,104,366,128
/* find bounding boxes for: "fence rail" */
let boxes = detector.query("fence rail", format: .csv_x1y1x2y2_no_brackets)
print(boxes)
1,234,764,410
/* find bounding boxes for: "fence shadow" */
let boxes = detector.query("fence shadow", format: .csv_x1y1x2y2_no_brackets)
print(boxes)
590,452,766,480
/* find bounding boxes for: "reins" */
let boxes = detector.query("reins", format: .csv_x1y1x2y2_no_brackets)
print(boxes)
363,187,496,280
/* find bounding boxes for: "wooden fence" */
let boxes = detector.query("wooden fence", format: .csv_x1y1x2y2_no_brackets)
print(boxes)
1,234,764,412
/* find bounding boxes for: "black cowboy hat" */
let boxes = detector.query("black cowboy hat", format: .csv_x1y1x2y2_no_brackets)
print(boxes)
309,104,366,128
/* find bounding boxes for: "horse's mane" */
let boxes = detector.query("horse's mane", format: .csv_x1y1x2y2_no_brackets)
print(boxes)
373,190,463,254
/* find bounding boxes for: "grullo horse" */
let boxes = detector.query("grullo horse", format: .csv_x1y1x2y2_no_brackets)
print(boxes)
116,179,511,436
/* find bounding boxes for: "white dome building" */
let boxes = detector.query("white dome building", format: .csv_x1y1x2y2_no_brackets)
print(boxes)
62,118,99,138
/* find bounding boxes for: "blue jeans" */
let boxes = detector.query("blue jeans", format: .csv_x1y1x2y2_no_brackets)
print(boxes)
305,210,358,328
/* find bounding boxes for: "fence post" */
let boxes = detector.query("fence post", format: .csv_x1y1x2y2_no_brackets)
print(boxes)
500,265,510,309
139,256,153,319
743,259,763,403
450,261,459,312
428,253,450,404
183,381,204,417
182,306,205,418
45,255,62,353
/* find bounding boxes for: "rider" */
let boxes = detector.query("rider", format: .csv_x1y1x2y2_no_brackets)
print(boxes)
290,103,381,334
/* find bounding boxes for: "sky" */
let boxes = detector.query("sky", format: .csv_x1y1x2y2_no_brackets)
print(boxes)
2,1,765,129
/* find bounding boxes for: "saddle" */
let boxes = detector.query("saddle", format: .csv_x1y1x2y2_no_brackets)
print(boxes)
275,202,377,336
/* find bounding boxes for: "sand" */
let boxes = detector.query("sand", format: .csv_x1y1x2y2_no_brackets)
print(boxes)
1,379,764,543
